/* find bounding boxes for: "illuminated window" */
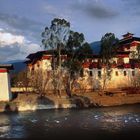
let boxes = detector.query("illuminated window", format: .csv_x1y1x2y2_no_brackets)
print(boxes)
124,71,127,76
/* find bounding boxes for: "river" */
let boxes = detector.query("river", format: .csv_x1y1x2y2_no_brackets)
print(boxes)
0,104,140,139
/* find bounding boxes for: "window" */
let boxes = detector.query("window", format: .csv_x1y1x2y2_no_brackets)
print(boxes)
132,71,135,76
107,71,111,77
31,67,34,71
98,71,101,78
117,58,124,65
89,71,93,77
115,71,118,76
31,67,34,75
37,64,40,68
80,69,84,77
124,71,127,76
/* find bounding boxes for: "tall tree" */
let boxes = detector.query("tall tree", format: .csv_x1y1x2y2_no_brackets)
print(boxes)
11,69,30,94
137,45,140,60
42,18,70,50
42,18,70,96
100,33,119,92
100,33,118,64
41,18,92,97
65,31,92,75
63,31,93,96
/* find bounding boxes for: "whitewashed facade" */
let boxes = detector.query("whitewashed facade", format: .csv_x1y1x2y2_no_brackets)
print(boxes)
0,65,13,101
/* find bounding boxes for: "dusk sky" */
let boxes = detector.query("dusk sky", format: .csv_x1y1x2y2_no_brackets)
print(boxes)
0,0,140,62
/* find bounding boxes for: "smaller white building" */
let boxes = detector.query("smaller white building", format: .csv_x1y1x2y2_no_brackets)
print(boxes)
0,64,13,101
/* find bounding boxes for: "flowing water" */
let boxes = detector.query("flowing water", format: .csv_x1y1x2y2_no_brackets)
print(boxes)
0,104,140,139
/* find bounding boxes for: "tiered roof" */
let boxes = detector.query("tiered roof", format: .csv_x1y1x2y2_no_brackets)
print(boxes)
0,64,13,69
26,33,140,69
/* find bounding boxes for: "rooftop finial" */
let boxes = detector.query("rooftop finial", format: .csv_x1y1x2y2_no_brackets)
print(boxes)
122,32,134,39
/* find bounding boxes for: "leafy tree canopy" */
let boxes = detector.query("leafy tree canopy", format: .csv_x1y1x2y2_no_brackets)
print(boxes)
42,18,70,49
100,32,119,64
64,31,93,76
41,18,93,76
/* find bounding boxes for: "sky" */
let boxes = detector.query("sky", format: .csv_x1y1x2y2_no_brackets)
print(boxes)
0,0,140,62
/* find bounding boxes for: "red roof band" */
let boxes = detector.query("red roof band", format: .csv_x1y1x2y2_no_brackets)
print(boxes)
0,69,8,73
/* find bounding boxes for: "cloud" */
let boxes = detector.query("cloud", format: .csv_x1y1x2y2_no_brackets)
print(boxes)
0,32,24,46
122,0,140,5
71,0,119,19
0,12,42,32
44,4,72,20
121,0,140,15
0,30,41,62
0,12,43,43
44,5,58,16
0,45,20,61
21,43,41,55
85,3,119,19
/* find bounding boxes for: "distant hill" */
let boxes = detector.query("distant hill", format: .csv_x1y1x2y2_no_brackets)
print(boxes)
3,60,27,74
90,41,101,55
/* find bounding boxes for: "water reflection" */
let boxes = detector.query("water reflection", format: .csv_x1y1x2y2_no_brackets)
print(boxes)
0,114,10,138
0,113,26,138
0,105,140,138
98,107,140,132
99,115,125,132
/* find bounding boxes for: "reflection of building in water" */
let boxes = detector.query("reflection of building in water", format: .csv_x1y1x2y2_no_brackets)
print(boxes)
26,33,140,89
100,112,125,132
0,64,13,101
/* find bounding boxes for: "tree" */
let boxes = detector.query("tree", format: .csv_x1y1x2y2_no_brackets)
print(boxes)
41,18,92,97
11,69,30,94
131,72,140,88
42,18,70,96
63,31,93,96
30,70,52,97
137,45,140,60
100,33,119,92
65,31,92,75
100,33,118,64
130,45,140,89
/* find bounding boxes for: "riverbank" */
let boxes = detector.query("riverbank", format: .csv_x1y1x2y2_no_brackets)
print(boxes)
1,91,140,112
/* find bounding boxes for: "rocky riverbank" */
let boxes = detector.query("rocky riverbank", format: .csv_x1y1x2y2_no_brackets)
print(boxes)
0,94,76,112
1,91,140,112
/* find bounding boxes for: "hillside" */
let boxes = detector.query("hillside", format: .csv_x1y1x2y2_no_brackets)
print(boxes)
90,41,101,54
4,60,27,74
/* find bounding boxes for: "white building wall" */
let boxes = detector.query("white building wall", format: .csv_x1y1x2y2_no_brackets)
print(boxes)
107,68,131,88
83,67,139,89
0,71,12,101
124,58,129,63
42,59,52,70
